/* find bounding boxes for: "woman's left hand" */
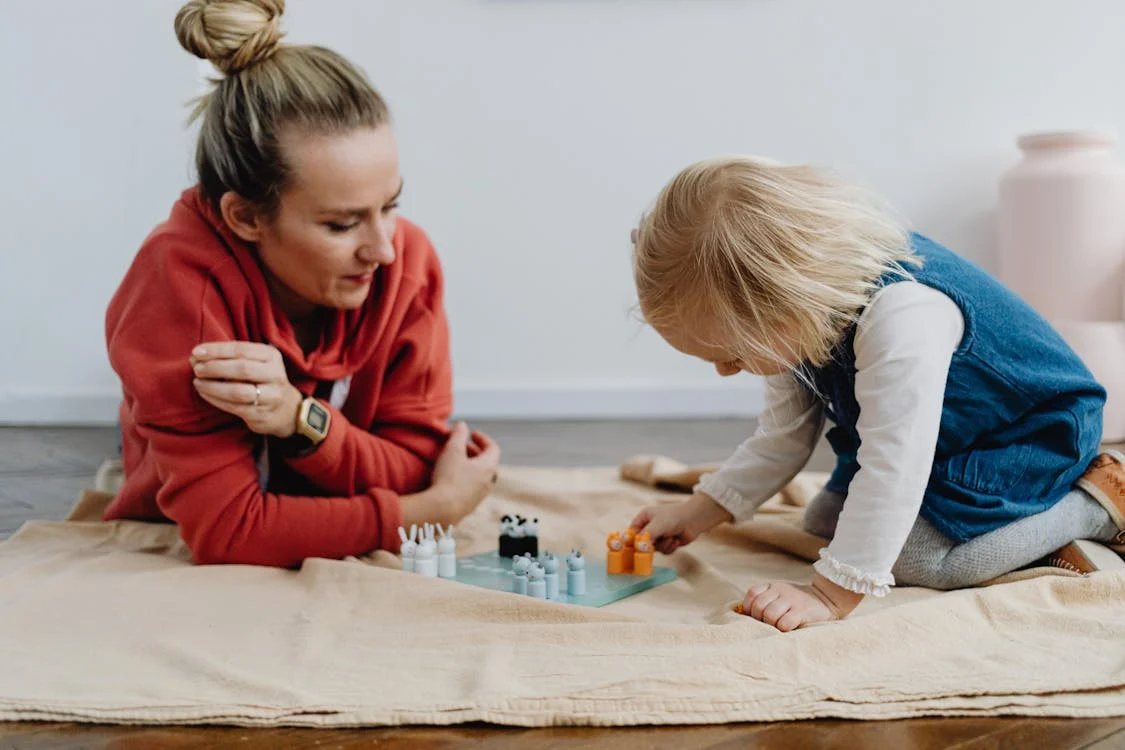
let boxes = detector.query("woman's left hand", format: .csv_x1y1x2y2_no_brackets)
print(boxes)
191,342,303,439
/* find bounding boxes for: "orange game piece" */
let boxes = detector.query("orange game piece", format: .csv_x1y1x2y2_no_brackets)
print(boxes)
606,531,625,574
632,531,653,576
622,527,636,574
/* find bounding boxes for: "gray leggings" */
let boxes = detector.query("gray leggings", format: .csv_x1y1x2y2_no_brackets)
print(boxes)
802,487,1115,590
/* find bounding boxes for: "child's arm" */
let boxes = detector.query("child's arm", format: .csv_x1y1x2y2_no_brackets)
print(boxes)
696,373,825,522
632,374,824,549
814,282,964,594
740,282,963,631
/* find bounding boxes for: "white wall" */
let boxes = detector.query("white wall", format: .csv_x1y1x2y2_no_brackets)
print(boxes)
3,0,1125,423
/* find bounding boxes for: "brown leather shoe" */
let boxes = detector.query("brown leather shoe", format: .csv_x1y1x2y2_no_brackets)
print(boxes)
1075,450,1125,544
1044,540,1125,574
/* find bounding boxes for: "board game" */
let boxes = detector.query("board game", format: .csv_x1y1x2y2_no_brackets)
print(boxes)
398,518,676,607
454,550,676,607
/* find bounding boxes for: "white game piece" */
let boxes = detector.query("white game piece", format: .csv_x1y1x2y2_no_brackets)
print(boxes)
415,523,438,577
512,553,532,595
437,523,457,579
566,549,586,597
397,524,418,573
528,563,546,599
541,552,560,600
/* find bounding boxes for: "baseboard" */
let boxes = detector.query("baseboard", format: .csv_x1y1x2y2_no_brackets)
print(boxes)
0,380,765,425
0,389,125,426
452,380,765,420
452,382,760,422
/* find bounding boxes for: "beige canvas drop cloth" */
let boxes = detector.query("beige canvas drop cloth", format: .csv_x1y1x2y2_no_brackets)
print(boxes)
0,457,1122,727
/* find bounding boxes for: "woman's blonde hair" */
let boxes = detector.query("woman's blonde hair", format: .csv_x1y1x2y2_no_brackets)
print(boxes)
633,156,917,368
174,0,389,212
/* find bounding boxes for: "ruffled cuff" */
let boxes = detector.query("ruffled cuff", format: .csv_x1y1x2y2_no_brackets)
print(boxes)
694,473,758,523
813,549,894,597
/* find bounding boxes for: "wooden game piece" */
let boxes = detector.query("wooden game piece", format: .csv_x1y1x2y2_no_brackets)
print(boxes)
606,531,625,574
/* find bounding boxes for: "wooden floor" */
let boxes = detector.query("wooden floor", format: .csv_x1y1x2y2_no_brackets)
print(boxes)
0,421,1122,749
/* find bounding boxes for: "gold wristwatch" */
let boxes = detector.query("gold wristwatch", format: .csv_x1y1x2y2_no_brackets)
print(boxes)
295,397,331,447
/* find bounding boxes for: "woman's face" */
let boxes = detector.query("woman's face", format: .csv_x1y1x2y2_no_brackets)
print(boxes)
224,125,402,318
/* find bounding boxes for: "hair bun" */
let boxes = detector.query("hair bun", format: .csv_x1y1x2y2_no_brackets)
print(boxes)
175,0,286,75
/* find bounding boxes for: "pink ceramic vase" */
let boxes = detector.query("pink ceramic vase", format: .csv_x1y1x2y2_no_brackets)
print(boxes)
998,129,1125,440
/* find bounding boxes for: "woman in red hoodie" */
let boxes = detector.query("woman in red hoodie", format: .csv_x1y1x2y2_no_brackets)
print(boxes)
104,0,500,567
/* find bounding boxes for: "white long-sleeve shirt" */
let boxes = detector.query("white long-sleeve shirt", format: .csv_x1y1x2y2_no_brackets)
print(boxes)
696,281,965,596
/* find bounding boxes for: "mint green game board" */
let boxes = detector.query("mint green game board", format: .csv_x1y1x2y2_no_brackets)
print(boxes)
454,551,676,607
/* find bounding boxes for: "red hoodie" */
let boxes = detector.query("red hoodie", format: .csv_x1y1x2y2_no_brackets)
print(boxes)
104,187,453,567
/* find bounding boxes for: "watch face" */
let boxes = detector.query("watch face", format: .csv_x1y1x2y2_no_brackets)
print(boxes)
307,402,329,433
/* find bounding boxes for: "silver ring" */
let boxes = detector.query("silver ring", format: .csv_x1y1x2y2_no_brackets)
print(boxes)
253,384,261,406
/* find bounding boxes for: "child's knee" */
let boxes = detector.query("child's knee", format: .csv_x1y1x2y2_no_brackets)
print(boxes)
891,558,963,591
801,489,846,539
892,543,979,590
801,512,836,540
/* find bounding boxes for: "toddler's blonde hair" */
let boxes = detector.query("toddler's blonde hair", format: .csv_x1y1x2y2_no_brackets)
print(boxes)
633,156,917,368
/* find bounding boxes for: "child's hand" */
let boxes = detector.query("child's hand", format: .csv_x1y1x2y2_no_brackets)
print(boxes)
630,492,733,554
735,574,864,632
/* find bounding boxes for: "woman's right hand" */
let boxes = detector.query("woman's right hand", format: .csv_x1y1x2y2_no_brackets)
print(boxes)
403,422,500,528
